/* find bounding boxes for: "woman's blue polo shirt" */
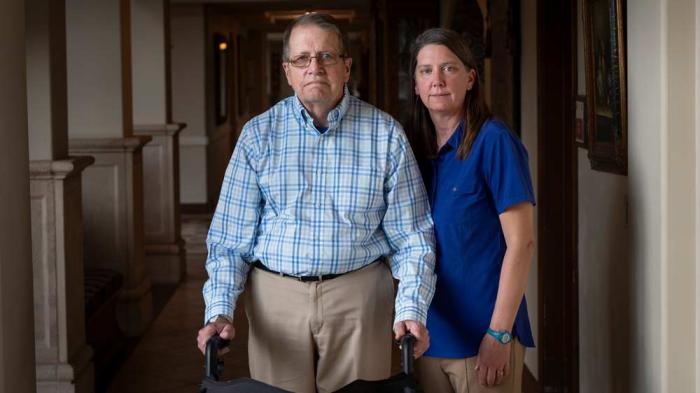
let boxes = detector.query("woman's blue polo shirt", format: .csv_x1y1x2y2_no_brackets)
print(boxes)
423,119,536,358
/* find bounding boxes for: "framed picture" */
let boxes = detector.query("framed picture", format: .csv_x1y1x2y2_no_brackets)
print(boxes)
213,33,229,126
582,0,627,174
575,95,587,148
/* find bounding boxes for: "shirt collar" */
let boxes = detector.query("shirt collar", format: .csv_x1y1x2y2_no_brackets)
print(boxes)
293,85,351,134
440,120,465,153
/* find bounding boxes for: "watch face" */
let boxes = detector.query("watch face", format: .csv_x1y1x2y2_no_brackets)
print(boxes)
501,333,512,344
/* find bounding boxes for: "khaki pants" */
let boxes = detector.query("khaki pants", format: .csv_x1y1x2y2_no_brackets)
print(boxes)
244,261,394,393
416,339,525,393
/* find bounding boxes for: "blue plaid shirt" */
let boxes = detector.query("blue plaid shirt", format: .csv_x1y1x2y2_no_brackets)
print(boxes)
203,90,436,326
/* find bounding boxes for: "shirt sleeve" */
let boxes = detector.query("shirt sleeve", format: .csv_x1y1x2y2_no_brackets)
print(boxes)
481,127,536,214
382,122,437,326
202,125,262,324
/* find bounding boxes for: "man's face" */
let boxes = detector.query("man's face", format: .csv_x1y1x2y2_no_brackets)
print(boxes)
283,24,352,113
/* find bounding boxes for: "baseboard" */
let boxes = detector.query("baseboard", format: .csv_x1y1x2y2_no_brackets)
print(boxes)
181,203,212,215
522,364,539,393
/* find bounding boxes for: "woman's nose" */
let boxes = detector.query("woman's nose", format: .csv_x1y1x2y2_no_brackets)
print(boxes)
431,75,445,87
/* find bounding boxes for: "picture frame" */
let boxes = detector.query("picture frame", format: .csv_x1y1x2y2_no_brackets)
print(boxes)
582,0,627,174
575,95,587,149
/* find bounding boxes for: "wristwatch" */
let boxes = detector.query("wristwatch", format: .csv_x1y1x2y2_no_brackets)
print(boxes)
208,314,233,325
487,328,513,344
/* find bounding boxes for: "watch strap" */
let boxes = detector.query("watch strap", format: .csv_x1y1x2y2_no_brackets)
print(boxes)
486,328,512,344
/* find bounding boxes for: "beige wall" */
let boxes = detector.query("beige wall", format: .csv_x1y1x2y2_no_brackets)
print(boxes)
171,4,208,204
663,0,696,390
131,0,168,125
26,0,68,161
577,149,629,392
696,1,700,391
66,0,130,138
0,1,37,391
519,0,539,379
575,0,630,391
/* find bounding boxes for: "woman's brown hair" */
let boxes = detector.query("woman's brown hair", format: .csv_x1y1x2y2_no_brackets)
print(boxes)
409,28,491,161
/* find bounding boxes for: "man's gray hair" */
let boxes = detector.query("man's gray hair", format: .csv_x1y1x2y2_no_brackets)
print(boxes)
282,13,350,61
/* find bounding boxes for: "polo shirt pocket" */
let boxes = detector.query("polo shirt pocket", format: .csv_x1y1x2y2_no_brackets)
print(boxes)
446,179,480,224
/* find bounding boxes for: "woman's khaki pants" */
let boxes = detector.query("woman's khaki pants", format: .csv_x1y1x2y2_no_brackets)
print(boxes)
416,339,525,393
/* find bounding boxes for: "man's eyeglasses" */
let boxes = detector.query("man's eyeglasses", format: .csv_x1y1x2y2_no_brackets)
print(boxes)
287,52,347,68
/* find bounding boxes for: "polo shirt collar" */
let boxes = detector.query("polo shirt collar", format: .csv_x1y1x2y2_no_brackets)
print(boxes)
440,120,465,153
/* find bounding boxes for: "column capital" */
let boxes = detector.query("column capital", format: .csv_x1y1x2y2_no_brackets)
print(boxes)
68,135,152,153
29,156,94,180
133,122,187,137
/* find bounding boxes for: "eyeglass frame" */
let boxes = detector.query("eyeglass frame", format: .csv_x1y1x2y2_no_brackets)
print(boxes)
285,51,349,68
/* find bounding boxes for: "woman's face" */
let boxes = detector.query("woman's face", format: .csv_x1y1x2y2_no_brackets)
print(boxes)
414,44,476,118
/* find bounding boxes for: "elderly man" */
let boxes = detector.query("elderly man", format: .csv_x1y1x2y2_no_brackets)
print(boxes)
196,13,436,393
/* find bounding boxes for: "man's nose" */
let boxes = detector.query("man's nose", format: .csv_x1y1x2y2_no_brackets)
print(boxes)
305,57,325,74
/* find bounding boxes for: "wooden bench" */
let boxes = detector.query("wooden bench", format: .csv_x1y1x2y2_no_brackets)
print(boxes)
84,268,125,391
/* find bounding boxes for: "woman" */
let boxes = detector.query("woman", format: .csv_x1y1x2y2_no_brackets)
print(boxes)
409,28,535,393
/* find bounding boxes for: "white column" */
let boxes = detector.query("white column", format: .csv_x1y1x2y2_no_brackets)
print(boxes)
30,158,95,393
26,1,96,392
69,137,154,337
134,124,186,283
132,0,186,283
0,1,37,392
628,1,697,392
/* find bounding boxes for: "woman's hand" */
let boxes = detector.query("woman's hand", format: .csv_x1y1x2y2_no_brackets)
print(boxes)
475,333,511,386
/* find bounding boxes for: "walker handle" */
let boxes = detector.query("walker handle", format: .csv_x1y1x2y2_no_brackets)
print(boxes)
205,333,230,380
400,333,416,375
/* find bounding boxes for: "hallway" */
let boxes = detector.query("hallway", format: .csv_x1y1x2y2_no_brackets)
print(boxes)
104,214,405,392
105,215,249,393
2,1,699,392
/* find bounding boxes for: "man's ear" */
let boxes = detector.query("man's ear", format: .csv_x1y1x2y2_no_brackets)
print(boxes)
343,57,353,83
283,62,292,86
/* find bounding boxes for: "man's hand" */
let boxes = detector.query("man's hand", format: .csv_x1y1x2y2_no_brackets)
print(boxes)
197,317,235,355
394,320,430,358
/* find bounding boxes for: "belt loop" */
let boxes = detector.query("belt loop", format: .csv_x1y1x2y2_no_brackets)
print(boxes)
318,275,323,282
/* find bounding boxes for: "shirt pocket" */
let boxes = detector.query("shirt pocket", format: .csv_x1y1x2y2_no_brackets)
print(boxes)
332,163,384,224
258,164,306,218
445,177,481,225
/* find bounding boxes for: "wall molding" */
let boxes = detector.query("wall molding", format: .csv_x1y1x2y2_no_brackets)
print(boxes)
134,122,186,136
180,135,208,146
